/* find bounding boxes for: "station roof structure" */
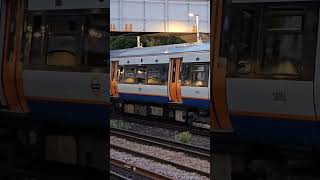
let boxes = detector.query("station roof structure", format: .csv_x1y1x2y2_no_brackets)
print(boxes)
110,0,210,33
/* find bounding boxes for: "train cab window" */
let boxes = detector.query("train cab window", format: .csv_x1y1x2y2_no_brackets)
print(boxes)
121,66,136,83
136,66,147,84
191,64,209,87
46,16,81,66
85,14,108,66
261,12,304,76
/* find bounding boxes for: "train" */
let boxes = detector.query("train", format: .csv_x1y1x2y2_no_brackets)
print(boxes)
112,0,320,177
210,0,320,179
0,0,109,174
110,42,211,129
0,0,109,125
213,0,320,146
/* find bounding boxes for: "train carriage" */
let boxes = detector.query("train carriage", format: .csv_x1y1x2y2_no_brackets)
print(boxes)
210,0,320,179
0,0,110,174
111,42,211,128
212,0,320,145
25,2,109,126
0,0,109,126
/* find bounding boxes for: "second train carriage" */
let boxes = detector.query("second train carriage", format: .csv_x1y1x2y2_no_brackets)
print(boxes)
22,0,109,126
0,0,109,172
110,43,211,128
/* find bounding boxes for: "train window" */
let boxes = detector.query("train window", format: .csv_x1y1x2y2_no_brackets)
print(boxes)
261,33,302,75
261,12,304,76
46,16,82,66
146,65,168,85
180,63,191,86
47,35,81,66
229,7,317,80
161,65,169,85
147,66,161,85
48,17,81,34
235,9,258,74
191,64,209,87
85,14,108,66
29,15,44,65
172,61,176,83
266,15,303,31
118,66,124,82
122,66,136,83
136,66,147,84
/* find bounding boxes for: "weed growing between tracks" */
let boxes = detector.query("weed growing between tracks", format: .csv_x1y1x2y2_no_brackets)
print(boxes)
176,131,192,144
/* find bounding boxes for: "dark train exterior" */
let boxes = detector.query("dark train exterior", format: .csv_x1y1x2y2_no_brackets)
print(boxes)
211,0,320,179
0,0,109,176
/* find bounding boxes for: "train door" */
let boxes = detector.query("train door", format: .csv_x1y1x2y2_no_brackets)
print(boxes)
1,0,27,112
111,61,119,97
169,58,182,103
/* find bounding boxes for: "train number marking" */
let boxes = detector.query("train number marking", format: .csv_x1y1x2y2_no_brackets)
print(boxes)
91,76,102,97
272,91,287,102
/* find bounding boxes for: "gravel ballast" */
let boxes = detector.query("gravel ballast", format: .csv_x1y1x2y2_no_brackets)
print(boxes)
111,136,210,173
110,119,210,148
111,164,152,180
111,149,210,180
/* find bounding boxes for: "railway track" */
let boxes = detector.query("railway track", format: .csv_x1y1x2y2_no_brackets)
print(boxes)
111,158,173,180
111,114,210,137
110,127,210,159
110,128,210,178
110,171,132,180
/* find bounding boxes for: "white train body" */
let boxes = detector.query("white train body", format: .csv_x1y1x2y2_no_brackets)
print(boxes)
111,43,210,128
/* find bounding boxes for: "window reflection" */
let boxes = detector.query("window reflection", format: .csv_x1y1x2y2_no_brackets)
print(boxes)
236,9,256,74
191,64,209,87
262,34,302,75
230,8,313,79
147,66,161,85
136,66,147,83
181,63,209,87
121,66,136,83
46,16,81,66
181,63,191,85
85,14,107,66
118,64,169,85
30,15,44,65
267,15,302,31
262,13,303,76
